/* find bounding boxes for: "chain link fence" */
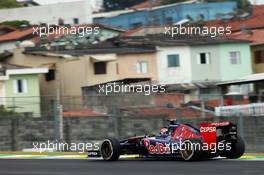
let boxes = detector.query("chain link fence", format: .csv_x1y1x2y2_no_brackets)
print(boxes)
0,93,263,152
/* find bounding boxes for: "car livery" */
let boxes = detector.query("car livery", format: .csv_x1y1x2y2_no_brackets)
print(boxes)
88,120,245,161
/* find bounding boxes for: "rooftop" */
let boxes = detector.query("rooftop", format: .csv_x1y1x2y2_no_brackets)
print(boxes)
206,5,264,32
24,34,248,56
0,28,34,43
226,28,264,45
0,62,28,70
217,73,264,86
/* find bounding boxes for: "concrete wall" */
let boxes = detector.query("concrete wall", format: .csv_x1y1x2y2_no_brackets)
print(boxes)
219,43,252,81
0,115,263,152
0,115,167,151
0,1,92,25
116,53,158,82
156,46,192,84
190,45,221,82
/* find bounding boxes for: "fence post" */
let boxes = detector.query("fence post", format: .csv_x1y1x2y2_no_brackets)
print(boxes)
53,102,63,141
11,118,18,151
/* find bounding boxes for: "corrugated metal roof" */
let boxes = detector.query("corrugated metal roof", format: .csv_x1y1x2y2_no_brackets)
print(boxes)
217,73,264,85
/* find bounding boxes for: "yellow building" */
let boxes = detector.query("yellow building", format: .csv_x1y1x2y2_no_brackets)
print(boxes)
251,43,264,73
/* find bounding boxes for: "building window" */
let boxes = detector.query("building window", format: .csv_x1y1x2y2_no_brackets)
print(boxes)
73,18,79,25
229,51,241,64
94,62,107,74
137,61,148,73
167,54,180,67
45,69,55,81
255,50,264,64
198,53,211,64
58,18,64,25
13,79,27,93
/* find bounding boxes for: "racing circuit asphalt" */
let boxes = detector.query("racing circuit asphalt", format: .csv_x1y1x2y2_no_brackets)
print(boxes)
0,159,263,175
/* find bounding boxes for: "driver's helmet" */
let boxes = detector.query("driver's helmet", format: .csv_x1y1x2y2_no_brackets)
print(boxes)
160,127,169,135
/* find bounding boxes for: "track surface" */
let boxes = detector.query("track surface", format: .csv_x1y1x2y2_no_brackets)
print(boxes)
0,159,263,175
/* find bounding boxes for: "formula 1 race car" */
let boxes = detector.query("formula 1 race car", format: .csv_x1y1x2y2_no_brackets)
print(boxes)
88,120,245,161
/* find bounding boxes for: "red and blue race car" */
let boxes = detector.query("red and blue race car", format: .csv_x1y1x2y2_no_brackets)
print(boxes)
88,120,245,161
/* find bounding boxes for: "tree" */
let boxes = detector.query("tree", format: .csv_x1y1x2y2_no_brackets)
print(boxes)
232,0,251,12
1,20,30,28
0,105,21,118
0,0,21,9
103,0,146,11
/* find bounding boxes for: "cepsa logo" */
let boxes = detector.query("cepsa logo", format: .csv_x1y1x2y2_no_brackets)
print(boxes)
143,139,171,154
200,126,216,133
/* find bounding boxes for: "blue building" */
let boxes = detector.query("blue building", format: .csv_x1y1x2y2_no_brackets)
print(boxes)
93,2,237,30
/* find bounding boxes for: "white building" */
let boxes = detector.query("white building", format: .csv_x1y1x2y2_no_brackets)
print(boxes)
90,0,103,12
0,1,92,25
249,0,264,5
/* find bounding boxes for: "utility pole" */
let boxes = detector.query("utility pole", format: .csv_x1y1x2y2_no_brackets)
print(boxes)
56,85,63,141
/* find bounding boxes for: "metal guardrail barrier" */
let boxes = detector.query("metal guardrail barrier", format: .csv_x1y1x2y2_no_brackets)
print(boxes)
215,103,264,117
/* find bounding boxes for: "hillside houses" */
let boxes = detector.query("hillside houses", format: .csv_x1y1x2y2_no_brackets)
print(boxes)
0,62,47,117
2,34,253,105
0,2,263,118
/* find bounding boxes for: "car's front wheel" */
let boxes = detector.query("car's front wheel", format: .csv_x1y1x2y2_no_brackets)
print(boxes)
100,138,120,161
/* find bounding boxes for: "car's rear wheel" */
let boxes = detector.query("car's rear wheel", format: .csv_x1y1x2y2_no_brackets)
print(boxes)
180,139,203,161
222,136,245,159
100,138,120,161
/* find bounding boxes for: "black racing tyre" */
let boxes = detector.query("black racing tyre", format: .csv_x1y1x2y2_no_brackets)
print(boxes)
180,139,203,161
100,138,121,161
223,136,245,159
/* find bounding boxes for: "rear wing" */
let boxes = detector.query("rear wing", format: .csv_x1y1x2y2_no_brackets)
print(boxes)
200,121,237,146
